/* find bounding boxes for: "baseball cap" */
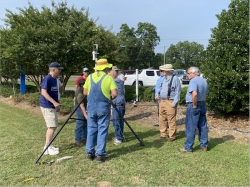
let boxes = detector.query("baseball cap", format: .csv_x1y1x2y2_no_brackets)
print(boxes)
83,67,89,72
49,62,64,70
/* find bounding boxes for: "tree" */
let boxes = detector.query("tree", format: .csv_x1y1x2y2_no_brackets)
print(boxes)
117,22,160,69
152,53,164,69
0,1,120,92
201,0,249,113
165,41,205,70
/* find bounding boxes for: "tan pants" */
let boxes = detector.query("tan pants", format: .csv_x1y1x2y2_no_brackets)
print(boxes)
159,100,177,138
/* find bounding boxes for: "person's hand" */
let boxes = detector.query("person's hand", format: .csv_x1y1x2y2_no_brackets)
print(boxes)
84,114,88,119
155,95,160,100
54,102,60,112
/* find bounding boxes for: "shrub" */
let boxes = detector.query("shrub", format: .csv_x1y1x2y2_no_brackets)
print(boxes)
201,0,249,114
27,92,40,106
26,85,38,93
59,97,74,115
142,86,155,102
0,84,20,97
179,86,188,106
61,90,75,99
124,85,145,102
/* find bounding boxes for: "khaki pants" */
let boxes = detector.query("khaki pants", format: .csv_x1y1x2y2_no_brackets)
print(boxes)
159,100,177,138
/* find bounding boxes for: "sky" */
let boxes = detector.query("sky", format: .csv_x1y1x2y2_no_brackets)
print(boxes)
0,0,231,54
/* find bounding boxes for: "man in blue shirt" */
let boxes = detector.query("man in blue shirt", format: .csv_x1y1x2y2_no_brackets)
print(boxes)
153,69,165,126
155,64,181,141
40,62,64,155
179,67,209,152
109,70,126,145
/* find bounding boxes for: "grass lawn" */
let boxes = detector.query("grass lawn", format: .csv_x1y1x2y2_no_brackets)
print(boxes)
65,80,75,87
0,102,249,186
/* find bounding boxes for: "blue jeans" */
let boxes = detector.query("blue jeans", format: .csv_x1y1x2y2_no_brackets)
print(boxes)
85,103,111,156
184,102,208,151
112,105,125,142
75,106,87,142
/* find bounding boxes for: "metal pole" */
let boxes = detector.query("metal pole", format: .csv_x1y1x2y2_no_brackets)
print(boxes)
163,46,166,64
111,101,144,146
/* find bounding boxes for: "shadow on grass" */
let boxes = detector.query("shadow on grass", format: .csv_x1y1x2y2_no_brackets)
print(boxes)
107,130,186,159
192,135,235,152
125,112,152,121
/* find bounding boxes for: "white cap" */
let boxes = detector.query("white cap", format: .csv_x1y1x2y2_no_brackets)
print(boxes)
83,67,89,72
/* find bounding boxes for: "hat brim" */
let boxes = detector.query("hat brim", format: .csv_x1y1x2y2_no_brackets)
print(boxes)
94,63,113,70
160,68,174,71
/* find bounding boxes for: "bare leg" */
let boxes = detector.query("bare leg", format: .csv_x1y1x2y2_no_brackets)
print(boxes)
45,127,57,145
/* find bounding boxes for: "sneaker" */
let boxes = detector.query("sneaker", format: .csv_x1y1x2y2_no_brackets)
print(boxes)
113,138,122,145
96,155,106,163
51,145,59,151
44,146,59,155
87,153,95,161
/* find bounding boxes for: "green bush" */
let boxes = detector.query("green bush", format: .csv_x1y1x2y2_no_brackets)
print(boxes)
61,90,75,98
26,85,39,93
200,0,248,114
142,86,155,102
0,84,20,97
59,97,74,115
124,85,145,101
179,86,188,106
27,92,40,106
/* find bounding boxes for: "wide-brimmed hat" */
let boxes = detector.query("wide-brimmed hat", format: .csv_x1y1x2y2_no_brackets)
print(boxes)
94,59,112,71
159,64,174,71
112,66,120,71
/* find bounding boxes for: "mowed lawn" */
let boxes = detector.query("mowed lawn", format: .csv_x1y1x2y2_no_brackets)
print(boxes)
0,102,249,186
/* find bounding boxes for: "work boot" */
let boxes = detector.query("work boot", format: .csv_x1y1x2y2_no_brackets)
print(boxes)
96,155,106,163
87,153,95,161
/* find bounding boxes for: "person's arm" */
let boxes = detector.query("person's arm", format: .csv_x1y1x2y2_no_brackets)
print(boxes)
111,89,118,99
192,91,198,108
41,88,60,112
172,77,181,107
79,103,87,119
74,85,78,92
83,88,88,96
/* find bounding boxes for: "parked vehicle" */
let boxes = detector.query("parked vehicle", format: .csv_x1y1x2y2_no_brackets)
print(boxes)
124,69,160,87
173,69,189,84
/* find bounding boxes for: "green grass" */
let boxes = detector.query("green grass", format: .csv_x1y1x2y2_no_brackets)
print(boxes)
0,102,249,186
65,80,75,87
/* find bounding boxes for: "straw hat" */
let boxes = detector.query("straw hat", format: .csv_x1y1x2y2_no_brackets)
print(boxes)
159,64,174,71
94,59,112,71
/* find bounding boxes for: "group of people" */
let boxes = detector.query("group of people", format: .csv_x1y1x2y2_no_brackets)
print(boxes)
154,64,209,152
39,60,209,163
40,59,126,163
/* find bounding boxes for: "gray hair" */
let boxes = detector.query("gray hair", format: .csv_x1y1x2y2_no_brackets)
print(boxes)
188,67,200,75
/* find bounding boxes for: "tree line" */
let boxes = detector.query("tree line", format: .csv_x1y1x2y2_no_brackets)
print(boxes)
0,0,248,114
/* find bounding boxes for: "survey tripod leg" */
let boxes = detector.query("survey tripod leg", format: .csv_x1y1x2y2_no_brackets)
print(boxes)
34,96,86,164
111,101,145,146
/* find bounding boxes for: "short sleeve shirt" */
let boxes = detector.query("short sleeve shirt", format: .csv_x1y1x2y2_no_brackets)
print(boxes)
83,71,117,100
40,74,58,108
185,76,208,102
75,76,86,85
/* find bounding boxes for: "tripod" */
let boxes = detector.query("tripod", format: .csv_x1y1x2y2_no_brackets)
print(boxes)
34,95,144,164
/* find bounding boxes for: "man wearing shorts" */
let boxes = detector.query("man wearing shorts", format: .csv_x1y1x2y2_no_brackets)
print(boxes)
40,62,64,155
